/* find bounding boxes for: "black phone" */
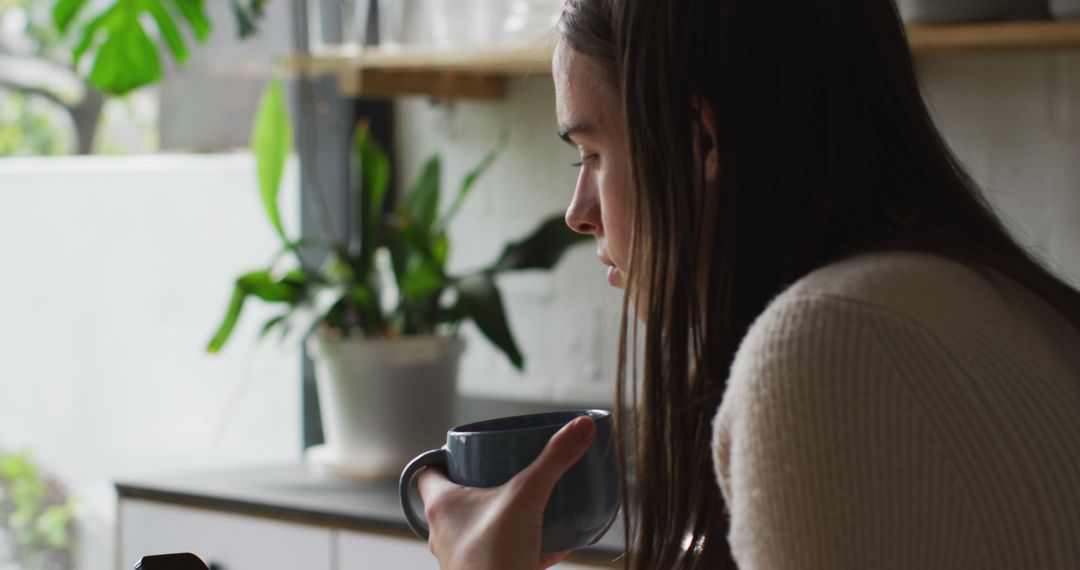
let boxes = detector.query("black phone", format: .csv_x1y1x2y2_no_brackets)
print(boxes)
134,553,210,570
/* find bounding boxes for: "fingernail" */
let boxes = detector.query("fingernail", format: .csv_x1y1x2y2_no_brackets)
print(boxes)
570,417,596,442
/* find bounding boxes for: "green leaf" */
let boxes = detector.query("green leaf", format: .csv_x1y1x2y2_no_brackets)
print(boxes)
251,79,294,245
259,314,289,339
351,122,391,280
207,270,298,353
72,5,117,66
436,134,506,233
280,284,349,345
490,215,590,273
282,269,311,287
229,0,266,38
238,270,296,302
266,238,318,268
230,0,257,37
432,234,449,265
0,453,36,481
65,0,211,95
384,227,409,290
36,503,75,548
350,284,373,307
388,221,446,301
405,157,441,238
173,0,211,40
437,304,467,325
401,254,444,298
86,8,163,95
207,284,248,353
403,224,446,269
456,276,524,370
148,1,189,62
53,0,90,33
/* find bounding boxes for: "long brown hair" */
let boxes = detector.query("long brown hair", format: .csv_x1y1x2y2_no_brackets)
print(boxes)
559,0,1080,567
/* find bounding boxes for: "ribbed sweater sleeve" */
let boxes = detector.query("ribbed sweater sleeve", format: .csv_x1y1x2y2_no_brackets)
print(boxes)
712,294,985,569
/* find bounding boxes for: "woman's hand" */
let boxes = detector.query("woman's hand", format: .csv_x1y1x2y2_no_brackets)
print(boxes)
416,415,598,570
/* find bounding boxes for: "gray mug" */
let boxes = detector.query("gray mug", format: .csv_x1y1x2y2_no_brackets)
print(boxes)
399,409,619,553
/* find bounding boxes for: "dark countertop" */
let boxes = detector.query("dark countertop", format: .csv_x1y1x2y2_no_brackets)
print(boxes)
115,398,624,566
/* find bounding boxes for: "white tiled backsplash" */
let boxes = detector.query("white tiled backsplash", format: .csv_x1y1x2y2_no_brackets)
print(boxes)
396,54,1080,403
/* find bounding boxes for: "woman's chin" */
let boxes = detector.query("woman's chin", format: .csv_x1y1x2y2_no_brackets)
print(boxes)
607,265,624,288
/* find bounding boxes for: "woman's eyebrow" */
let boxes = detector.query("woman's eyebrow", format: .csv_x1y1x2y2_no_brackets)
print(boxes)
558,122,594,145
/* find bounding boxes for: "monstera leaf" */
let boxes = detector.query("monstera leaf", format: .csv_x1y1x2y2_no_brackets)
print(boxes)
53,0,211,95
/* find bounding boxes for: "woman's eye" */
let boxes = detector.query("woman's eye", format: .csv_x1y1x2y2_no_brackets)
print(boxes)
571,154,599,168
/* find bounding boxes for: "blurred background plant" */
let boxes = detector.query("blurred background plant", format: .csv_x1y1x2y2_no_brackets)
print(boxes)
49,0,271,96
2,0,269,156
0,452,77,570
51,0,213,96
0,0,101,155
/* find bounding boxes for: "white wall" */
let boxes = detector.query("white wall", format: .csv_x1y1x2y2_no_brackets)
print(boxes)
395,54,1080,402
0,154,302,570
919,53,1080,286
396,78,624,405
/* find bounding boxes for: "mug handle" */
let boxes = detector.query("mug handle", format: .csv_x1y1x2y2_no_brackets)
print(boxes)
399,447,448,540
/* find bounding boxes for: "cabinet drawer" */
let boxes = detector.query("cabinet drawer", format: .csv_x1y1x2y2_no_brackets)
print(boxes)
337,530,437,569
335,529,610,569
119,499,332,570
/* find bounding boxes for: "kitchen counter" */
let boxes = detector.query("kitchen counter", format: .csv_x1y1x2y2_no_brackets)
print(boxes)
116,398,624,566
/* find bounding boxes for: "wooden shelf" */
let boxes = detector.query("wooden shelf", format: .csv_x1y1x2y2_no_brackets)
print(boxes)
293,20,1080,100
908,19,1080,55
290,43,553,100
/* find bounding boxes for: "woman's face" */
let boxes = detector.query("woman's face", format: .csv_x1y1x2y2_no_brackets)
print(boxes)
554,42,634,290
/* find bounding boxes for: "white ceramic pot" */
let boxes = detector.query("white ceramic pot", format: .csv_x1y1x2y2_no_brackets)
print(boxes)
305,334,465,478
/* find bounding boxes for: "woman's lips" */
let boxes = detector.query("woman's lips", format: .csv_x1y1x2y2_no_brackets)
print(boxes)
598,251,620,287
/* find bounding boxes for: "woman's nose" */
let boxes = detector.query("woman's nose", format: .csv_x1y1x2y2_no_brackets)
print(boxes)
565,177,601,235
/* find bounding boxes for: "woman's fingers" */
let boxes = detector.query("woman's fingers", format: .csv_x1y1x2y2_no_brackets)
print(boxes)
517,416,597,494
414,418,597,569
416,465,458,519
416,465,454,497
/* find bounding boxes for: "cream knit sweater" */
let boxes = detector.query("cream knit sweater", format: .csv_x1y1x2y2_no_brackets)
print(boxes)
711,252,1080,569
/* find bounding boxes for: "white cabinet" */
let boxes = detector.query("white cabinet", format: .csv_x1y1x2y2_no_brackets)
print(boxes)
335,529,608,569
337,530,438,569
120,498,610,570
119,499,333,570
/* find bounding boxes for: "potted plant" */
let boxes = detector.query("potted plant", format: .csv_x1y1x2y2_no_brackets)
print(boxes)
207,80,588,477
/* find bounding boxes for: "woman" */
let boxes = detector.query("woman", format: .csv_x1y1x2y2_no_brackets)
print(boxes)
418,0,1080,567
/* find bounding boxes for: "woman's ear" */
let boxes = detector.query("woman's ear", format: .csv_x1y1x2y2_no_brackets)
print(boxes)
691,95,720,188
